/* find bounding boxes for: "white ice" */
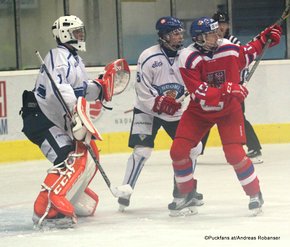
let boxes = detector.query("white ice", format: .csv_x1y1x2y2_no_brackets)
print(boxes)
1,144,290,247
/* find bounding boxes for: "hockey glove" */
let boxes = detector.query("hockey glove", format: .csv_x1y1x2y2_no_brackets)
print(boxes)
221,82,249,103
152,96,181,115
93,70,114,102
258,24,282,47
72,106,87,141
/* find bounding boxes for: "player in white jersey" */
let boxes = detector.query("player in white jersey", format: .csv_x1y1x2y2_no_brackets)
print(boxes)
118,16,203,211
200,11,263,164
20,15,112,228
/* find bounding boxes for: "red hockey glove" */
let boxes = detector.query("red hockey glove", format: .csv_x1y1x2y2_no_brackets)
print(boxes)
259,25,282,47
221,82,249,103
152,96,181,115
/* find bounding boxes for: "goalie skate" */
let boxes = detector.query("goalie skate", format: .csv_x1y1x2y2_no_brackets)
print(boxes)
32,213,77,230
168,192,198,217
249,192,264,216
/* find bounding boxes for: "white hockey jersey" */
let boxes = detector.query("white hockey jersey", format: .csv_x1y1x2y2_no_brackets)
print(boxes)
34,45,100,131
134,44,185,122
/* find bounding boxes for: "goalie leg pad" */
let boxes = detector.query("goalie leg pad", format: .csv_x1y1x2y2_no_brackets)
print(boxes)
34,141,98,221
73,187,99,217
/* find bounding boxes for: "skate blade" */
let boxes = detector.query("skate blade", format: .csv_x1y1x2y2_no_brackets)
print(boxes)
194,199,204,207
169,206,198,217
33,216,77,230
250,157,263,165
250,207,263,217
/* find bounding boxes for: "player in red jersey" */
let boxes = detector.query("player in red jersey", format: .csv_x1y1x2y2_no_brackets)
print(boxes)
168,16,282,216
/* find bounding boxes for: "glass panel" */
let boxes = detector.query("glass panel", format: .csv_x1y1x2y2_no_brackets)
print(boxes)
69,0,118,66
175,0,228,47
120,0,171,64
232,0,286,59
0,0,16,70
19,0,63,69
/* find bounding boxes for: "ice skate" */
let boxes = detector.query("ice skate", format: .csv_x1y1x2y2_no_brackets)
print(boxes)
248,192,264,216
32,213,77,230
173,182,204,206
118,196,130,212
168,191,198,217
247,150,263,164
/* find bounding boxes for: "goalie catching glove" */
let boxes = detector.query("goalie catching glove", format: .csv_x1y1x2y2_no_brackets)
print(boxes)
152,95,181,115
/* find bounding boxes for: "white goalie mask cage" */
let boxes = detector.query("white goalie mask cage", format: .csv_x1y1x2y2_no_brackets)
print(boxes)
52,15,86,51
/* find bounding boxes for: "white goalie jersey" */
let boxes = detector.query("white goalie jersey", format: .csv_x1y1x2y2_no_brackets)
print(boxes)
34,45,101,131
134,44,186,122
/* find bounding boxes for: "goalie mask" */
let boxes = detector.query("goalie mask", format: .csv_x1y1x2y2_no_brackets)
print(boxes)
155,16,184,51
52,15,86,52
190,17,220,52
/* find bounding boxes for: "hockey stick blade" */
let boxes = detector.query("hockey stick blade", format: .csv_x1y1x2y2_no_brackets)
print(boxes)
110,184,133,198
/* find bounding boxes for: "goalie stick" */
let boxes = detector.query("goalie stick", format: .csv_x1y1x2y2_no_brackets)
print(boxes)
35,51,133,198
244,2,290,85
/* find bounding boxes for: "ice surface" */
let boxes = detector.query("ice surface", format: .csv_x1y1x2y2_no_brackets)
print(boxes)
0,144,290,247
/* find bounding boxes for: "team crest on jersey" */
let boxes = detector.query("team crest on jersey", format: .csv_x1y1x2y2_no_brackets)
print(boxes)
153,83,184,99
207,70,225,87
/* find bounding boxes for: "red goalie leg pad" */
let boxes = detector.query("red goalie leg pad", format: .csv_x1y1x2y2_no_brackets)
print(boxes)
34,190,59,219
74,187,99,217
34,142,91,219
49,143,89,217
34,173,63,218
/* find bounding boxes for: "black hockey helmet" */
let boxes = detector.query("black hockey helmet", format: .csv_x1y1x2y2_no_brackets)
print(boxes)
212,11,229,23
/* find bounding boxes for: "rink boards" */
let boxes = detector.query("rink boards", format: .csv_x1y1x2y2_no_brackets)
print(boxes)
1,60,290,163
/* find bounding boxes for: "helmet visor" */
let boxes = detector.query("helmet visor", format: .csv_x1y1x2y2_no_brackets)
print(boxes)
72,27,86,42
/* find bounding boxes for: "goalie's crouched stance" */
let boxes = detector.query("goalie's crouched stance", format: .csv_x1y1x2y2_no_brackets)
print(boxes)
21,94,101,229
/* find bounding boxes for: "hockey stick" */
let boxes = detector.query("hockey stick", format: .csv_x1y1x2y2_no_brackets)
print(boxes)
35,51,132,198
244,3,290,85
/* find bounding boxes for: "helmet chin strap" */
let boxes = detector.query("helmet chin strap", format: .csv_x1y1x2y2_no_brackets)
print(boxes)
159,37,183,51
195,34,219,52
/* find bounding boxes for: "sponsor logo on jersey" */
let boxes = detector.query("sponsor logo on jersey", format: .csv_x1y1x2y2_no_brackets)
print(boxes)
152,61,163,68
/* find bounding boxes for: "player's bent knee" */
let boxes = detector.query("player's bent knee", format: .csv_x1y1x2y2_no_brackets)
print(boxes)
53,145,75,165
189,141,203,160
223,143,246,165
170,138,193,161
133,146,153,159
